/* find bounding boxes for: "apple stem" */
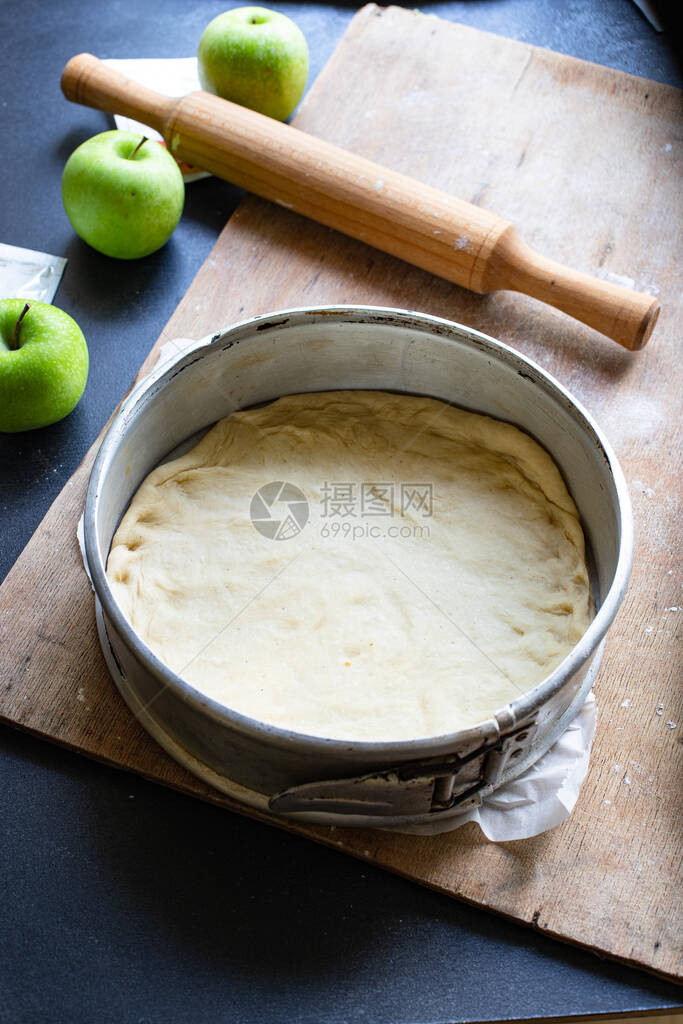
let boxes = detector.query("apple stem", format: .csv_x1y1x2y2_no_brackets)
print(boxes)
11,303,30,351
130,136,148,159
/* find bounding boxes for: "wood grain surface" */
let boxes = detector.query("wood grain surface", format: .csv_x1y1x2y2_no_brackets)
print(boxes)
1,5,681,981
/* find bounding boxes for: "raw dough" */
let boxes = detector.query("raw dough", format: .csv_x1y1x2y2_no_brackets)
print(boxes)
107,390,593,741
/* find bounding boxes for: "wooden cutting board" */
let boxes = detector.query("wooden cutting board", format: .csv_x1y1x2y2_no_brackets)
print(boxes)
1,5,681,982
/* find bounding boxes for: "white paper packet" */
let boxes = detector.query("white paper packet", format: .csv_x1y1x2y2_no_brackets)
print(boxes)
103,58,210,183
78,335,598,841
0,242,67,303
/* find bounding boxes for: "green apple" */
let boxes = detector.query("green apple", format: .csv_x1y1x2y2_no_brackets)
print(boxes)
198,6,308,121
61,131,185,259
0,299,88,432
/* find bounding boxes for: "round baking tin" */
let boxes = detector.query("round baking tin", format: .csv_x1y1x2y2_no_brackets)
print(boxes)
85,306,633,829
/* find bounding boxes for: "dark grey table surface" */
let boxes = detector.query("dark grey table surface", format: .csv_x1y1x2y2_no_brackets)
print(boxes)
1,1,681,1022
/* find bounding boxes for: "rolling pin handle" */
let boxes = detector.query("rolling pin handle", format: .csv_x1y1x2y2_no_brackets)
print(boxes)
61,53,174,136
488,227,659,351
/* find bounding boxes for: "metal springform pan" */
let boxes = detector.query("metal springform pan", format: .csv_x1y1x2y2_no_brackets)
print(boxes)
84,306,633,829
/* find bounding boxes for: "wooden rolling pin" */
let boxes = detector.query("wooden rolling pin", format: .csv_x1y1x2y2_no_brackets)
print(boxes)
61,53,659,350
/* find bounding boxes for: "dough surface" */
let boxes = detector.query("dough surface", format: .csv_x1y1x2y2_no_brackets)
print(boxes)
107,390,593,741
